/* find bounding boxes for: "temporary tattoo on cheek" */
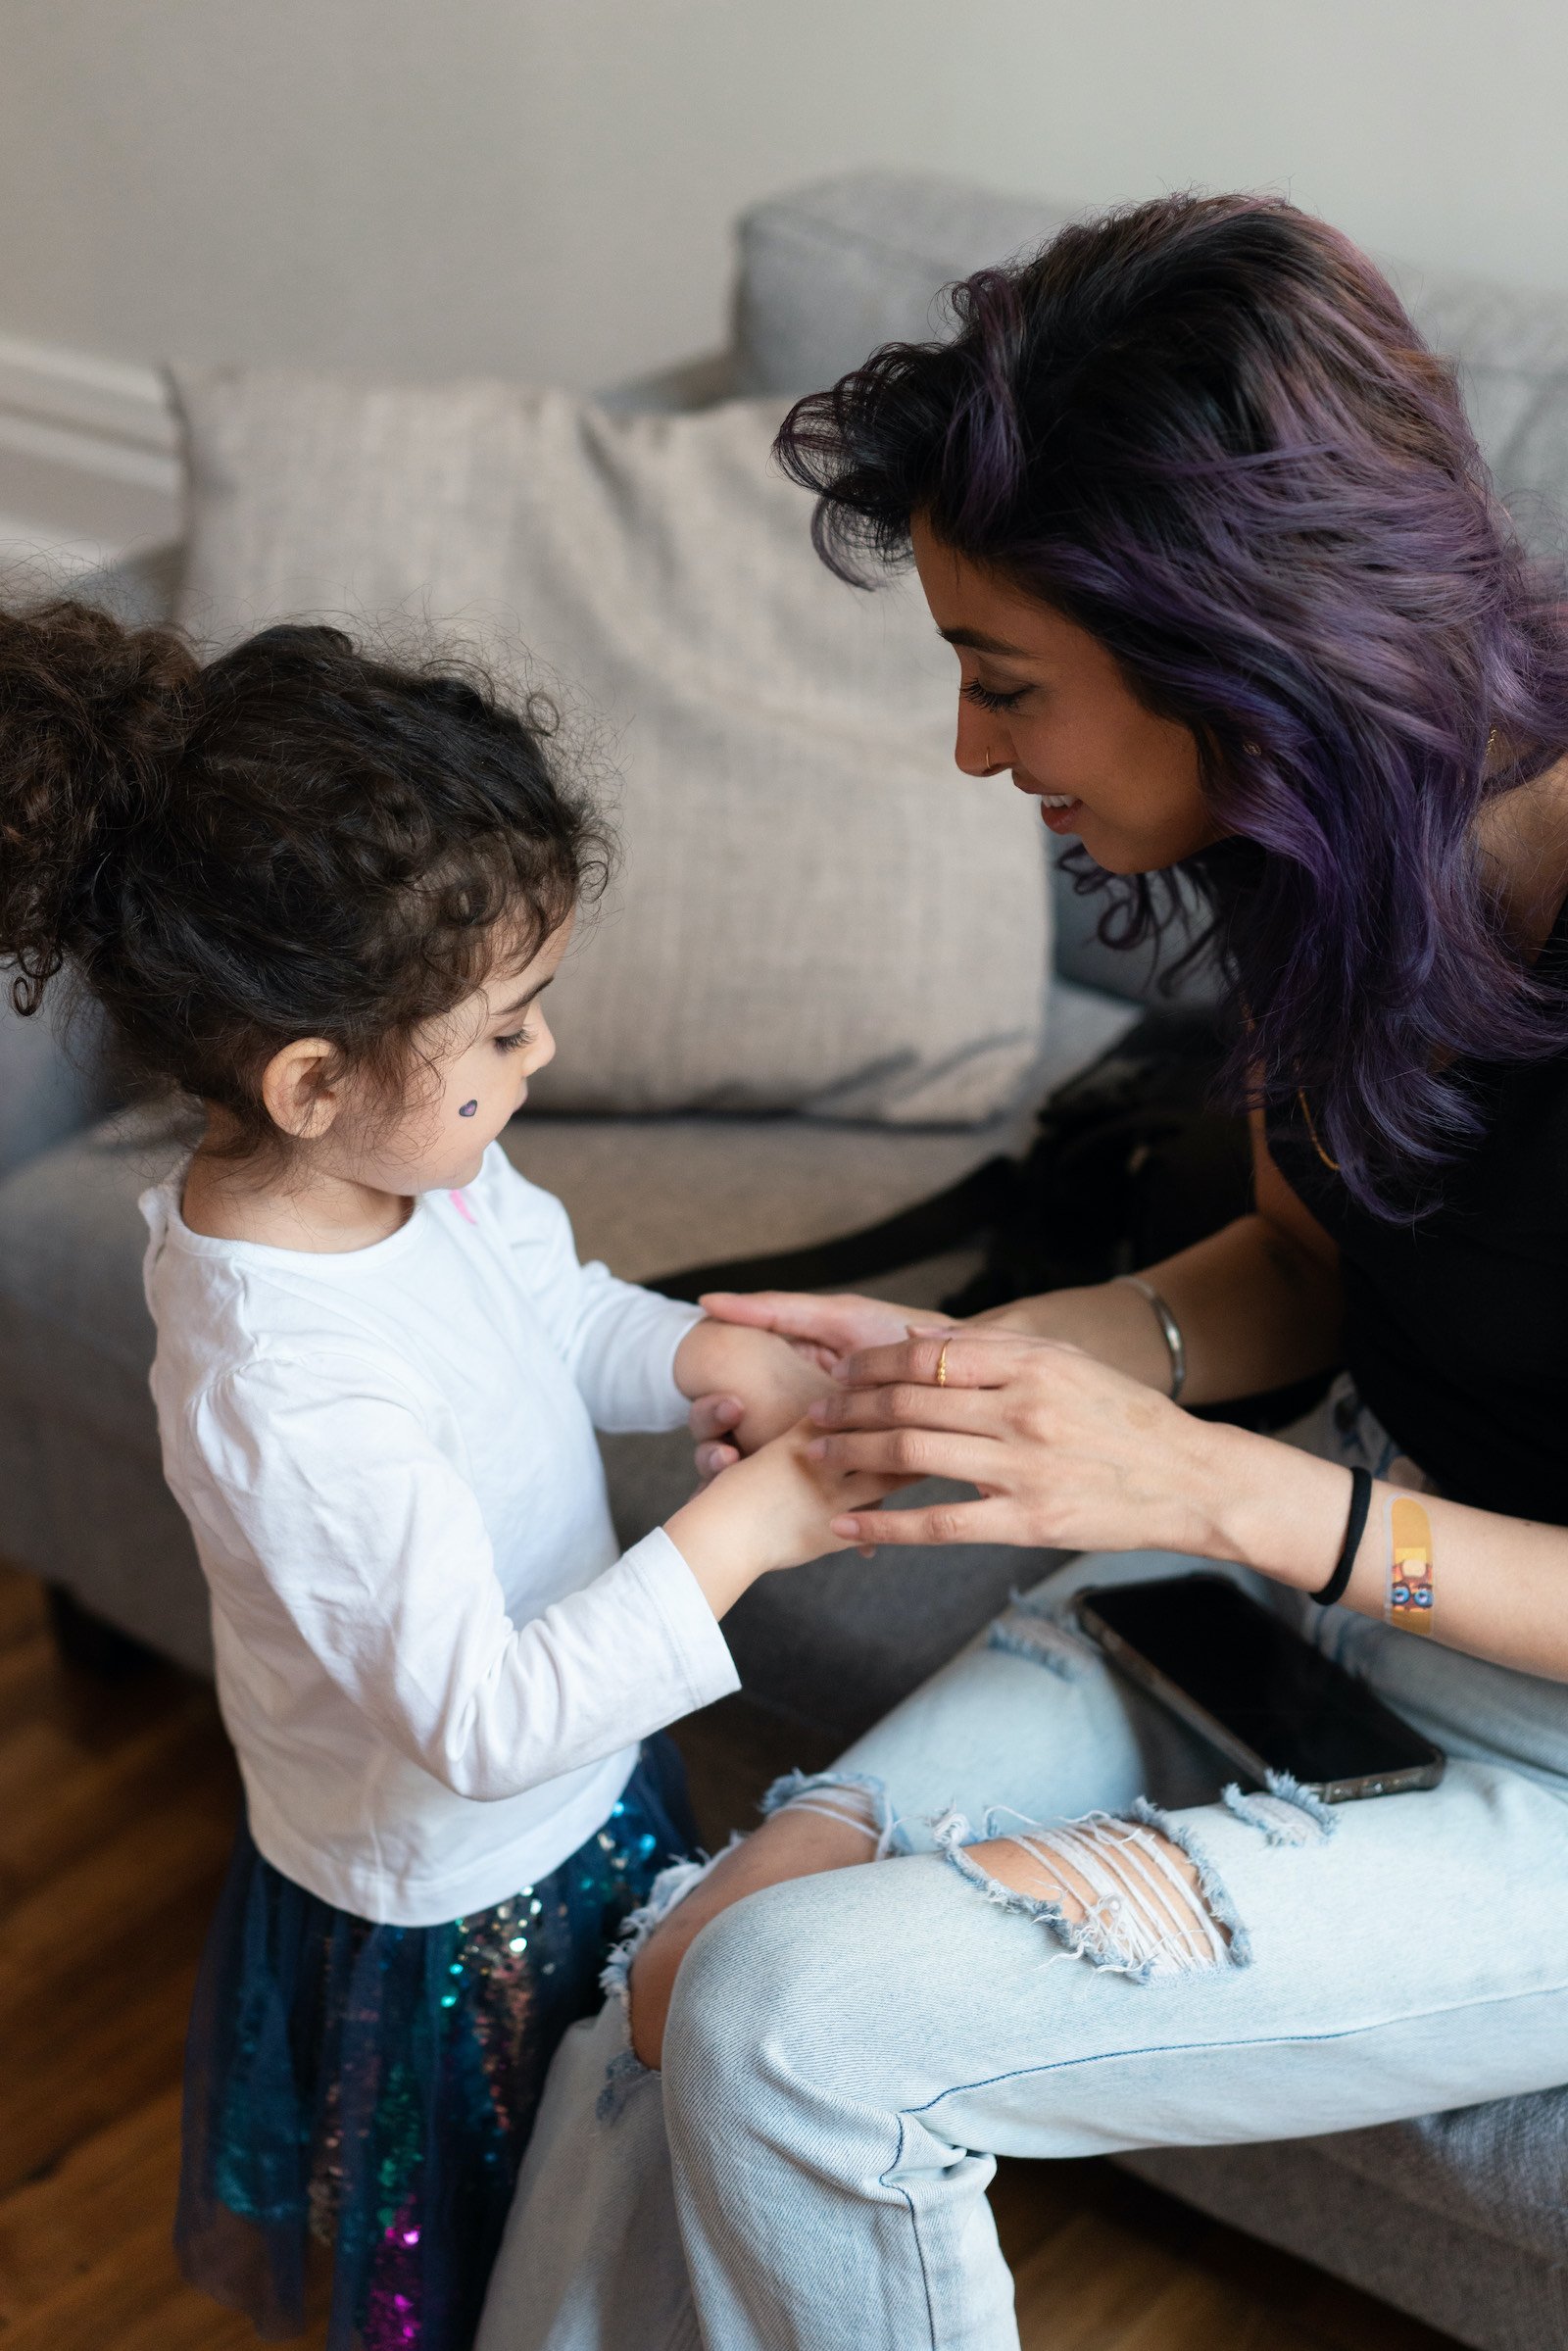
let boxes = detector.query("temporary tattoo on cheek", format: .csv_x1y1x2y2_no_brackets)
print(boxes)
459,1100,478,1118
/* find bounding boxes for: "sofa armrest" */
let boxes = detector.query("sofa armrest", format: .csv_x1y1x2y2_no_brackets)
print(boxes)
0,993,114,1180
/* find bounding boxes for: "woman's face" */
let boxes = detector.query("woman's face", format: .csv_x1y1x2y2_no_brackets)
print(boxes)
910,516,1222,874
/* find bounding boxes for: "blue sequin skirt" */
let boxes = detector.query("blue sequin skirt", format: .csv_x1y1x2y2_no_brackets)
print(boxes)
176,1739,696,2350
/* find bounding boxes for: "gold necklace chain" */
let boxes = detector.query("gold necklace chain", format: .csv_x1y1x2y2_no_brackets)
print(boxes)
1298,1090,1341,1172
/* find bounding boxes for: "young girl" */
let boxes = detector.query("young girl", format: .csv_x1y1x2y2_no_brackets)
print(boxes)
0,602,895,2351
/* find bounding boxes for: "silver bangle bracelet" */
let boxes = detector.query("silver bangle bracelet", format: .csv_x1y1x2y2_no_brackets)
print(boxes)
1115,1274,1187,1401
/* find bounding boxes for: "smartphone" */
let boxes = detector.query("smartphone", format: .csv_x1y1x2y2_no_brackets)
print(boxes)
1072,1573,1446,1802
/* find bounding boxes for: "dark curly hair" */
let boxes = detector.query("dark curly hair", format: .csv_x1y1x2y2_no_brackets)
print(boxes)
776,192,1568,1216
0,600,610,1154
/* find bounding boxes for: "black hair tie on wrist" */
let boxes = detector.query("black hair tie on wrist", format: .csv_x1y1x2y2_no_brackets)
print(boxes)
1311,1465,1373,1606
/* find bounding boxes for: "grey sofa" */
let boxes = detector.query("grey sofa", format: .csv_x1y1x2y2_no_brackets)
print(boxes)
2,171,1563,2349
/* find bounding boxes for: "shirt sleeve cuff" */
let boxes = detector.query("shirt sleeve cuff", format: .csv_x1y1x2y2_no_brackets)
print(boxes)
620,1524,741,1712
648,1298,707,1428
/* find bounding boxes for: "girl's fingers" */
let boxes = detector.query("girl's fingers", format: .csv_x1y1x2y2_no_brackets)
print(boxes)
688,1391,744,1442
829,1497,1011,1547
809,1429,1005,1487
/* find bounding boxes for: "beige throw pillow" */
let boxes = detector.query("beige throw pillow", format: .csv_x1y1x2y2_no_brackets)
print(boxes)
173,372,1051,1122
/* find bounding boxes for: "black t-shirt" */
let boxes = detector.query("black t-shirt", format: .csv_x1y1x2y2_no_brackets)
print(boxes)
1267,899,1568,1526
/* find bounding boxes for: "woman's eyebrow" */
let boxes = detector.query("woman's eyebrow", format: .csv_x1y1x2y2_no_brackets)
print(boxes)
938,623,1034,659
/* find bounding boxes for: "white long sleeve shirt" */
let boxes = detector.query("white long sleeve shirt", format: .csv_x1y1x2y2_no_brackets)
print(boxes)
139,1144,737,1925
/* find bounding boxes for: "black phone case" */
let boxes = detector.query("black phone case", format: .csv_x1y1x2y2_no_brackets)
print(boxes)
1073,1575,1446,1803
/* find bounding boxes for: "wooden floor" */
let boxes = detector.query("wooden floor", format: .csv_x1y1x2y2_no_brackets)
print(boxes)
0,1557,1459,2351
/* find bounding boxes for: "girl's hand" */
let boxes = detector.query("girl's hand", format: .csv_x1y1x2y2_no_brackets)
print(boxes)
806,1325,1225,1556
673,1320,836,1478
664,1419,906,1619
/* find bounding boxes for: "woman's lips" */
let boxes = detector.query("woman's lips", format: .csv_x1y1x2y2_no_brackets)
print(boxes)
1035,791,1084,834
1012,772,1083,832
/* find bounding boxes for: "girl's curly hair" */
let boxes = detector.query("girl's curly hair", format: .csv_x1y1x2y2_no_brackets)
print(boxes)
0,600,610,1153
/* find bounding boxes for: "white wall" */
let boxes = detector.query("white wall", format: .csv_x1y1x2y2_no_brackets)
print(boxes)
4,0,1567,545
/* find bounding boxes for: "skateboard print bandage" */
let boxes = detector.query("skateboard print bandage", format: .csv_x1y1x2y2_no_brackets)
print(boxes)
1387,1494,1435,1634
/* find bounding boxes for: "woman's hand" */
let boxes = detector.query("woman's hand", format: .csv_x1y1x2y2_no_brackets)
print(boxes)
700,1289,952,1373
807,1325,1226,1556
686,1291,953,1480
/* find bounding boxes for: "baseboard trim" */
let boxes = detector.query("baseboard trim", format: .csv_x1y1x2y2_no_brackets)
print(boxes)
0,331,180,560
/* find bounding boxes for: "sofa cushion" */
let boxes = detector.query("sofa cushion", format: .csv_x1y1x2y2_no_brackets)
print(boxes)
1125,2085,1568,2350
1309,2089,1568,2271
173,372,1052,1126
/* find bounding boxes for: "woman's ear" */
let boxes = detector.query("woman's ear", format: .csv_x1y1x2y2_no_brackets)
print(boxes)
261,1039,341,1141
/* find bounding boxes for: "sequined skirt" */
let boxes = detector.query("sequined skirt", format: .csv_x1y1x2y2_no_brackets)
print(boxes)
176,1739,696,2350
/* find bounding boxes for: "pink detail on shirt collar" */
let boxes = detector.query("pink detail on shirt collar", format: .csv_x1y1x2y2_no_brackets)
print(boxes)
448,1190,477,1226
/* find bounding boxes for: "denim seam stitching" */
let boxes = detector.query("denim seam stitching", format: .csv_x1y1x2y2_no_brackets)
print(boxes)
878,2110,941,2349
902,1978,1568,2121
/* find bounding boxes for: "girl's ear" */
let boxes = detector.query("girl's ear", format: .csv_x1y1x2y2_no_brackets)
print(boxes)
261,1040,342,1141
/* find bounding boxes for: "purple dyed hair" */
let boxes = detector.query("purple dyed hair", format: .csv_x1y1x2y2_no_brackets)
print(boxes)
775,192,1568,1214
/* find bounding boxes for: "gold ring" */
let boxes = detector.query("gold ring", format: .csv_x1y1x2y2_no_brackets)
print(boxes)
935,1339,951,1389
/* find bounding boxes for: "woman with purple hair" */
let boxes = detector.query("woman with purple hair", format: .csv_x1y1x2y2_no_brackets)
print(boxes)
478,195,1568,2351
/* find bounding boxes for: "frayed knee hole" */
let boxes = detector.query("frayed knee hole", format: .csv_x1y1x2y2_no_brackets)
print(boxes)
962,1818,1235,1977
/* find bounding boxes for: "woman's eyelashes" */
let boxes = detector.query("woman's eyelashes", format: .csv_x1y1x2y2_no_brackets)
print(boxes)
961,676,1030,714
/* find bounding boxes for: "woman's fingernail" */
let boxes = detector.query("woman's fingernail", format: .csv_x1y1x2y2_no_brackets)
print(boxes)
830,1517,859,1539
808,1398,831,1421
806,1438,827,1461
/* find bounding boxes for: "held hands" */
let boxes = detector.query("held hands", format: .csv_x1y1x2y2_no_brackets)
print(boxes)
671,1315,838,1460
685,1291,954,1478
805,1324,1223,1558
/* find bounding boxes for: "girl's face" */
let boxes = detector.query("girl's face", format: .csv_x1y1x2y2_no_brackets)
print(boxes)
909,516,1221,874
402,914,575,1190
270,914,574,1200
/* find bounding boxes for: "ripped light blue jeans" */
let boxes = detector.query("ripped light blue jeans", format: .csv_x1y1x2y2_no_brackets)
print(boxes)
476,1381,1568,2351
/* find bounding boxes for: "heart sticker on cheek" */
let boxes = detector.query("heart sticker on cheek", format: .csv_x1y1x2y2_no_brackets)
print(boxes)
459,1100,478,1118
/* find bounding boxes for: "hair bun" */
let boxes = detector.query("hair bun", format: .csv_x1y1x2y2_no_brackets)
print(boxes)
0,597,201,1011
